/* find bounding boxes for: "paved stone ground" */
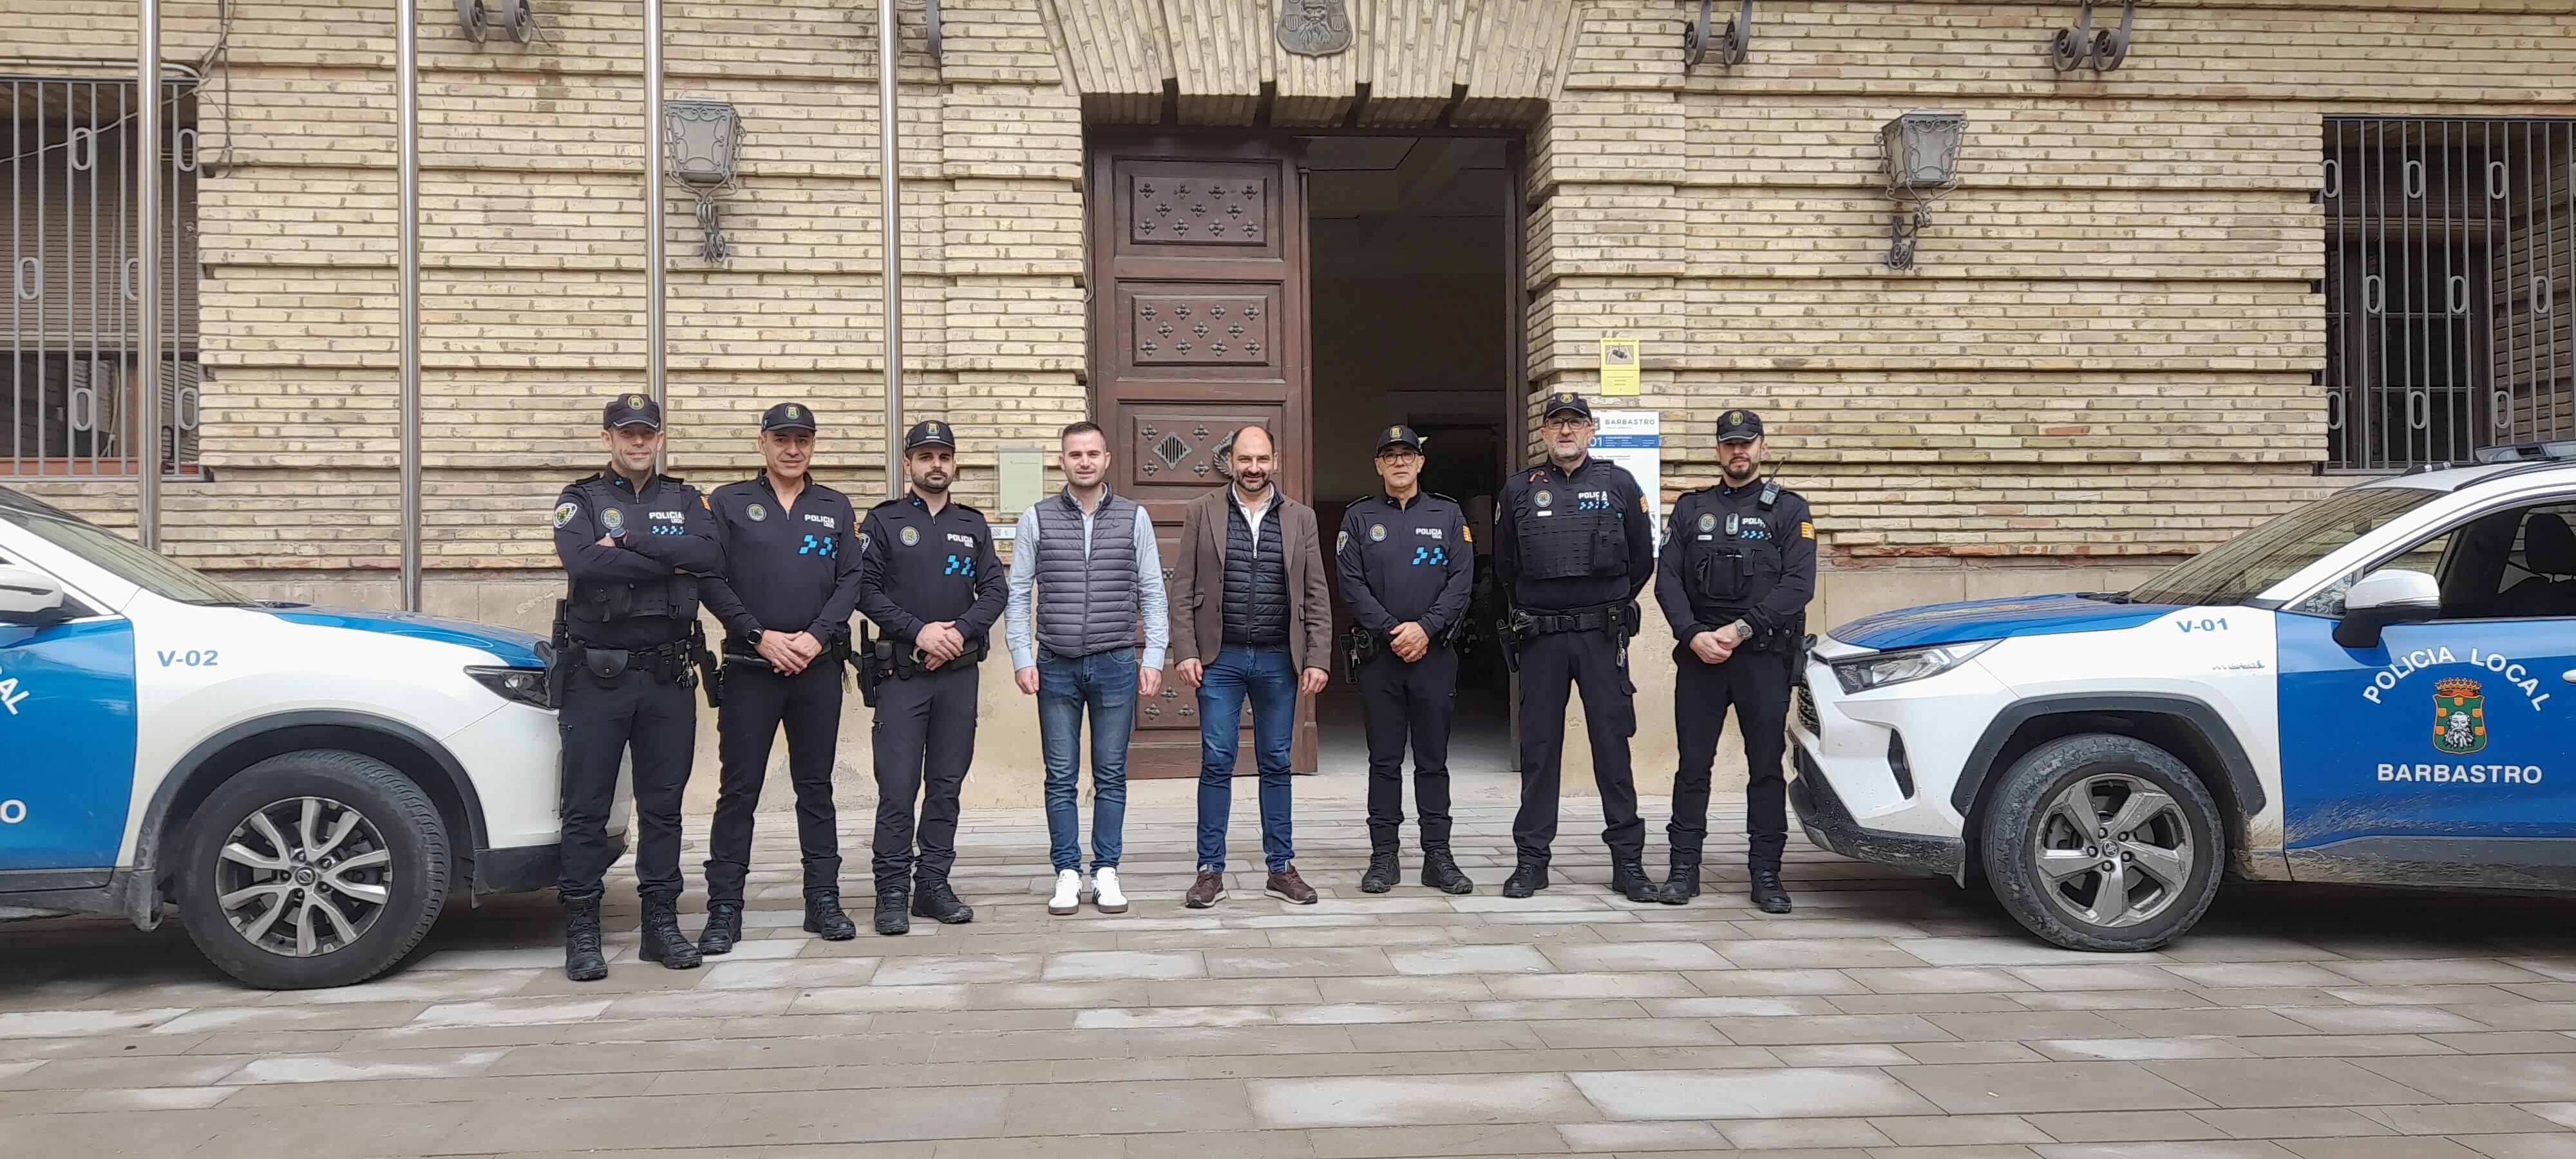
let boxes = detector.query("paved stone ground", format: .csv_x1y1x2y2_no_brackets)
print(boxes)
6,796,2576,1158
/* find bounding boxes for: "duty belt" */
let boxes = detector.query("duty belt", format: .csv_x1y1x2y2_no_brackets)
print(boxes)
565,638,693,684
1521,601,1636,636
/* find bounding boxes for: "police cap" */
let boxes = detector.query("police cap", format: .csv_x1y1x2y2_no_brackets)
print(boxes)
603,393,663,431
1542,391,1592,420
761,402,818,433
1374,424,1425,455
1716,409,1765,443
904,420,957,451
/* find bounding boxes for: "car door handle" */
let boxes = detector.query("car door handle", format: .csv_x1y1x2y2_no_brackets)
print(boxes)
2565,670,2576,684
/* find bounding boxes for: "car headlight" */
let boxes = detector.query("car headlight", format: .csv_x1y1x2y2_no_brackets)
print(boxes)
466,665,550,708
1830,641,1994,695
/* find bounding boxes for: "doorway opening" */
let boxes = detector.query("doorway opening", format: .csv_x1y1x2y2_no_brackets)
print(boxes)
1302,135,1520,780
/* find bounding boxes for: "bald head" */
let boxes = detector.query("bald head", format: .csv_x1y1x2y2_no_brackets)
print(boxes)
1229,424,1277,499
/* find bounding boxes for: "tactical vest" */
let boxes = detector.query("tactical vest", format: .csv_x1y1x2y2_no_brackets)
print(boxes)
1515,477,1629,582
564,478,703,633
1032,488,1144,658
1221,500,1289,646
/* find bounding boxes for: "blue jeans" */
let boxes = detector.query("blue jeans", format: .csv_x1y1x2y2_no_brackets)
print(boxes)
1037,646,1137,872
1195,643,1298,872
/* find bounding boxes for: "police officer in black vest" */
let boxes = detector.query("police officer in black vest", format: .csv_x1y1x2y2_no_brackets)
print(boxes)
857,420,1007,936
1653,409,1815,913
549,393,723,981
1494,391,1658,901
697,402,865,952
1336,425,1476,895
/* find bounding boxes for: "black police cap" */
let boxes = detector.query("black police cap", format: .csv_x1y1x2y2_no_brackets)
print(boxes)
1716,409,1765,443
1543,391,1592,420
904,420,957,451
1375,424,1425,454
603,393,663,431
761,402,818,433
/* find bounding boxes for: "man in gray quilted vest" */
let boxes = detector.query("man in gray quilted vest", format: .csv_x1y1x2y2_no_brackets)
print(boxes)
1005,421,1170,918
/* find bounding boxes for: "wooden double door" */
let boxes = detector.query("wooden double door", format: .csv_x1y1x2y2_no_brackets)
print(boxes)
1086,135,1316,778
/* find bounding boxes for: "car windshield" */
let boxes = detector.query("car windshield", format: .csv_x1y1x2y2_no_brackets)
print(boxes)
0,490,253,607
2129,485,2443,608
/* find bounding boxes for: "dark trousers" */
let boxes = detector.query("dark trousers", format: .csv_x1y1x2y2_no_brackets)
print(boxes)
872,663,980,888
705,661,846,903
1511,628,1645,865
1359,643,1457,853
1672,646,1794,869
558,666,696,905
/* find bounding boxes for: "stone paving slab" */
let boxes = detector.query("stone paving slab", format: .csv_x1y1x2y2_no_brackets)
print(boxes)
1,798,2574,1157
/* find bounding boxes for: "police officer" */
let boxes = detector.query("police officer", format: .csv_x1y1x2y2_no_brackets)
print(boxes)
1653,409,1815,913
1336,425,1475,895
1494,391,1658,901
857,420,1007,936
549,393,723,981
697,402,865,952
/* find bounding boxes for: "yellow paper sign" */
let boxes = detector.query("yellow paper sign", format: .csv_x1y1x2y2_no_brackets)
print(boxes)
1599,337,1640,397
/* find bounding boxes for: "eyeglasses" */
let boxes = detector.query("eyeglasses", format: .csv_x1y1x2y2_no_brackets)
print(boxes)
1544,417,1593,431
1376,450,1421,464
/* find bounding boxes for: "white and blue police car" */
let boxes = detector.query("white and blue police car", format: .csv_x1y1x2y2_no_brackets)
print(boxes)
1794,444,2576,952
0,485,574,988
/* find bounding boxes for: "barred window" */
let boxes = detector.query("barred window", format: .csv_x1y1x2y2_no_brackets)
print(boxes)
2323,118,2576,473
3,75,202,478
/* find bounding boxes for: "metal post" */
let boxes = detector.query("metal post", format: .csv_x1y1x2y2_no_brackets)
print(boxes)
136,0,162,547
398,0,422,610
645,0,667,434
878,0,903,498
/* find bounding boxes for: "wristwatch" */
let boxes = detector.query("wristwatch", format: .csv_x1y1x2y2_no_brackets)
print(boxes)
746,628,766,648
1727,618,1754,643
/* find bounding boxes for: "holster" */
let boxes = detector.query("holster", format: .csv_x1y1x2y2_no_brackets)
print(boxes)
687,621,721,708
1341,625,1378,685
543,599,573,710
1497,609,1539,674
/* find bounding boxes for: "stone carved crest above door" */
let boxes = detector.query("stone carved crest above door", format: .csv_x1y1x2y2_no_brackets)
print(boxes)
1276,0,1352,57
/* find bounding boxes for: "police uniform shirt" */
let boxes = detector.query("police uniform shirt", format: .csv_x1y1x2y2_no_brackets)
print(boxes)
700,474,865,648
551,471,724,649
1494,456,1656,611
857,495,1009,648
1335,491,1473,639
1654,478,1817,643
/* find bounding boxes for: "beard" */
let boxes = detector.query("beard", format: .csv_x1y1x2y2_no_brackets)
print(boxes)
913,469,951,494
1235,469,1272,495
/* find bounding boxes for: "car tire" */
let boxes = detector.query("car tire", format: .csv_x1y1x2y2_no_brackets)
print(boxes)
173,750,450,989
1978,733,2225,953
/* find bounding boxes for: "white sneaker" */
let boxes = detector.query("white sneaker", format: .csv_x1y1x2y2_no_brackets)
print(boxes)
1048,869,1082,916
1092,867,1130,914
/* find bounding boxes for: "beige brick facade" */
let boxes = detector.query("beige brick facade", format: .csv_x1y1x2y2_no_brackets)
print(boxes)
5,1,2574,798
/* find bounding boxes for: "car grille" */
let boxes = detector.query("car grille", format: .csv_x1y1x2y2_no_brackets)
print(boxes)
1794,679,1819,735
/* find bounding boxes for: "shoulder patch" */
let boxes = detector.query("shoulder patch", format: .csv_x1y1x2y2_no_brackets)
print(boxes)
1336,530,1350,554
1801,521,1815,540
553,501,578,529
1460,524,1473,545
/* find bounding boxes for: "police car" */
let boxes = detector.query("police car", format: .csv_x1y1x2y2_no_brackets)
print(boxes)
0,485,572,988
1793,444,2576,952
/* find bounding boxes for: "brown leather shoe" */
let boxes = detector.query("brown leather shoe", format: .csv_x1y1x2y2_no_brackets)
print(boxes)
1184,868,1227,909
1265,865,1318,905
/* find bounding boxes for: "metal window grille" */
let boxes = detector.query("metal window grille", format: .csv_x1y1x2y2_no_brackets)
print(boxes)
4,75,202,479
2323,117,2576,472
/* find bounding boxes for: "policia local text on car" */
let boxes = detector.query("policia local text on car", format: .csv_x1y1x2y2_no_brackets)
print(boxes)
698,402,866,950
547,394,724,981
1493,391,1660,902
1335,425,1476,896
1654,409,1815,914
855,421,1007,936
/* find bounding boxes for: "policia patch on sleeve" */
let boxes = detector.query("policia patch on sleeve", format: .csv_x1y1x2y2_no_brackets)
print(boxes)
554,501,578,529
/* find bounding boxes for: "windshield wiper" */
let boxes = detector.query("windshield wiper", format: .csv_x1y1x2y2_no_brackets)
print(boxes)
2076,590,2134,604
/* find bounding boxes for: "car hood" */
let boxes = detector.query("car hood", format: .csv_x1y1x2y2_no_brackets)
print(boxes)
1828,593,2183,651
263,607,546,668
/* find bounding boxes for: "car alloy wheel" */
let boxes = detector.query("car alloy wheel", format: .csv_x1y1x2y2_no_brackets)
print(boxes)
213,796,395,957
2029,773,2193,930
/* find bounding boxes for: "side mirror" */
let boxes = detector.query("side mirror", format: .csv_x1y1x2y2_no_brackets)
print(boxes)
0,565,68,625
2333,568,2441,650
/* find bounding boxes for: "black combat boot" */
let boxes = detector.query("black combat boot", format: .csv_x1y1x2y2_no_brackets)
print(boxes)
1420,847,1473,895
1653,853,1702,906
1611,858,1659,904
806,890,859,940
1501,860,1549,899
1359,851,1400,894
1749,865,1793,915
562,894,609,983
697,901,743,956
637,896,702,969
910,876,974,925
873,886,910,936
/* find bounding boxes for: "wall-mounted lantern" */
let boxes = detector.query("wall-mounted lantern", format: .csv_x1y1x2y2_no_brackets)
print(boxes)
1682,0,1752,69
2050,0,2133,72
455,0,535,44
662,99,744,261
1877,110,1967,270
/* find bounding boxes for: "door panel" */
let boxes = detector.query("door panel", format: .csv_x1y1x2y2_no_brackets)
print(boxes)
0,617,139,873
1090,135,1312,777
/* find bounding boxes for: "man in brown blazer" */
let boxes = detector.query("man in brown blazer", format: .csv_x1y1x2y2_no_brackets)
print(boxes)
1169,425,1333,907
